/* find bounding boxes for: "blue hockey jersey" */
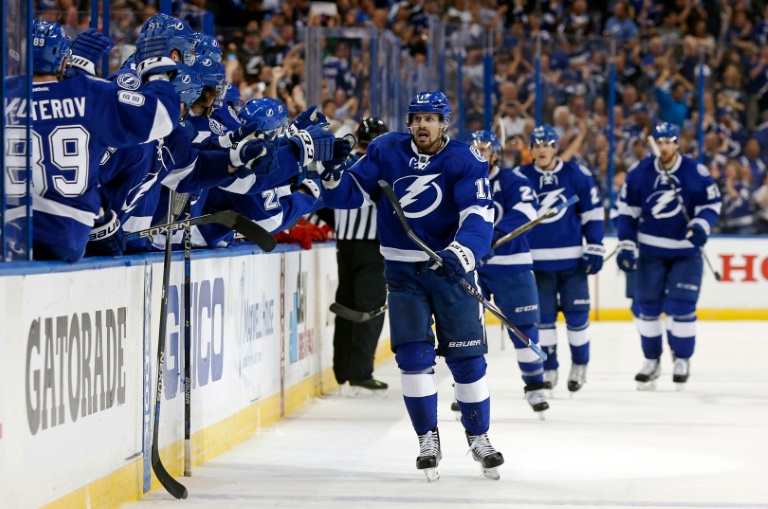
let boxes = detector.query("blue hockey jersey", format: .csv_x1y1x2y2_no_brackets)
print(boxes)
323,133,494,265
479,166,538,276
517,159,605,271
7,75,178,257
617,155,722,257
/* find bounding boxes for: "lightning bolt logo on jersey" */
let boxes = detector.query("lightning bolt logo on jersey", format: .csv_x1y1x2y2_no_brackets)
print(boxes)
516,159,605,271
321,132,494,265
617,155,722,257
396,174,443,218
536,188,569,223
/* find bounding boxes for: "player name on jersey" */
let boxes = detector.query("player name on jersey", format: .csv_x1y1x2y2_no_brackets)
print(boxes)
5,96,87,122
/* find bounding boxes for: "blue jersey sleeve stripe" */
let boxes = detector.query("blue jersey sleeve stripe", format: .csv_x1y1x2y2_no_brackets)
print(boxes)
512,202,537,222
33,195,99,226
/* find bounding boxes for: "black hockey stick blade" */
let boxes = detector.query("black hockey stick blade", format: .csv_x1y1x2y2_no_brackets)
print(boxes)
125,210,277,252
151,439,188,499
330,302,387,322
378,180,547,361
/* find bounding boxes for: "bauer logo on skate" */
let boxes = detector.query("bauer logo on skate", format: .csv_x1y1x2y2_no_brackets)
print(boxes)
25,308,128,435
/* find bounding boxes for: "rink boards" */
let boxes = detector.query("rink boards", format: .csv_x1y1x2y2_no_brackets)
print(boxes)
0,236,765,509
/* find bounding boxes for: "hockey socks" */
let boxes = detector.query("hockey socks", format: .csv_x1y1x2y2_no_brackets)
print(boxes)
668,316,696,359
566,312,590,366
513,324,545,385
635,314,663,360
401,371,438,435
537,323,558,371
447,356,491,436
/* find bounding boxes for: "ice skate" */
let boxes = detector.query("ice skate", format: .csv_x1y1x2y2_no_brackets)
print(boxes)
348,378,388,398
416,429,441,482
673,358,690,390
524,383,549,420
465,431,504,480
542,369,558,396
635,358,661,390
567,363,587,393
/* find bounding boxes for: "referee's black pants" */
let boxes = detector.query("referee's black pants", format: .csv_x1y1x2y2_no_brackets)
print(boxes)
333,239,387,384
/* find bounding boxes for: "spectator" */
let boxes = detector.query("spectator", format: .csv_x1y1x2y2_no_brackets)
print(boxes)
752,174,768,233
654,64,692,128
720,159,755,234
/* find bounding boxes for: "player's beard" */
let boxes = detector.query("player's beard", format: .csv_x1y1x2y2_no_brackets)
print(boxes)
659,149,678,169
411,126,444,154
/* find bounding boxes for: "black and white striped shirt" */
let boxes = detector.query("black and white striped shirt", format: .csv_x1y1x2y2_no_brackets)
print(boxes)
334,204,378,241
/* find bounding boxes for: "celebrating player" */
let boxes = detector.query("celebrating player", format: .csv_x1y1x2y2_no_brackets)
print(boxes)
470,130,549,417
616,122,722,389
516,125,605,393
320,91,504,481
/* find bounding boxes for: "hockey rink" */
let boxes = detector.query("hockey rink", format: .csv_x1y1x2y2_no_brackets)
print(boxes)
124,321,768,509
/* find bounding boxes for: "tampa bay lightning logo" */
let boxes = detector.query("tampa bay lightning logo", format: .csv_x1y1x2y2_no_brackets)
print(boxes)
394,174,443,218
117,73,140,90
537,188,568,223
648,189,681,219
209,118,227,135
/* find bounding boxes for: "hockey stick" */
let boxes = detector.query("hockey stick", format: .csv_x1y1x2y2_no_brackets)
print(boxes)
329,302,388,322
151,194,189,500
182,198,192,478
125,210,277,252
646,136,721,281
378,180,547,361
491,195,579,250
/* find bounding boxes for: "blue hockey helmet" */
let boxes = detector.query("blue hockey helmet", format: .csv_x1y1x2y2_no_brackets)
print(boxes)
217,81,243,110
194,34,222,63
191,55,225,88
469,130,501,158
171,63,204,109
239,97,290,137
141,13,175,32
407,91,451,125
529,125,559,148
651,122,680,142
32,21,71,74
142,15,197,65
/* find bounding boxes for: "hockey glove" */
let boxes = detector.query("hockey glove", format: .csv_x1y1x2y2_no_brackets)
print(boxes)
212,121,261,149
135,29,177,81
230,139,278,178
430,242,475,283
67,28,115,77
616,240,638,273
580,243,605,275
327,137,354,167
86,210,125,257
288,125,335,166
686,219,709,247
287,105,329,135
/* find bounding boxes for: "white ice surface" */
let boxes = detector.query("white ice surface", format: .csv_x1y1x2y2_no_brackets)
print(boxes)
123,321,768,509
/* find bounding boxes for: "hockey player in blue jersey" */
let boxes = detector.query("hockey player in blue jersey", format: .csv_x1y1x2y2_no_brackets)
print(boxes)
320,91,504,481
616,122,722,389
517,125,605,393
193,97,325,247
469,131,549,417
19,21,180,262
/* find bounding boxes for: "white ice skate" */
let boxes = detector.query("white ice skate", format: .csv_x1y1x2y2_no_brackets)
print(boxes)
466,431,504,480
416,429,441,482
635,358,661,390
524,383,549,420
543,369,558,397
673,358,690,391
567,363,588,393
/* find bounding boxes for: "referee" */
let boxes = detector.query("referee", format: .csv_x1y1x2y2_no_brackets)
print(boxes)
333,117,389,391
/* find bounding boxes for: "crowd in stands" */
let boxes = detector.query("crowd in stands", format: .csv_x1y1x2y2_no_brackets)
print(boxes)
31,0,768,234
